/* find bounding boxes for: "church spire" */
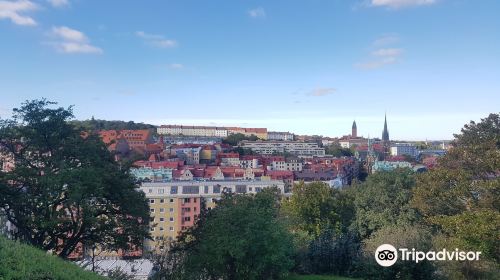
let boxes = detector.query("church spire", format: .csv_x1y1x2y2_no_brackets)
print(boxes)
382,113,389,142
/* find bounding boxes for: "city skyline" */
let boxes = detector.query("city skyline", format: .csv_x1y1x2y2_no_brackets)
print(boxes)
1,0,499,140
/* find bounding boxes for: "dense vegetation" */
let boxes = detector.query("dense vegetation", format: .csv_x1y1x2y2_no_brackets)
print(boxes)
70,118,155,131
0,100,150,259
0,236,104,280
222,133,259,146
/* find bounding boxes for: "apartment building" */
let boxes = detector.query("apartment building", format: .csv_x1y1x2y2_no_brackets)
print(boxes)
140,180,285,251
157,125,228,137
390,143,418,157
240,141,325,157
267,131,294,141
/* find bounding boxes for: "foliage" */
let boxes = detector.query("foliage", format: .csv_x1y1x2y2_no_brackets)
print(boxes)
286,274,358,280
283,182,354,238
411,113,500,279
0,100,150,258
361,224,436,280
349,169,419,239
0,235,105,280
325,144,353,157
152,188,294,280
105,267,136,280
231,146,257,156
70,118,155,131
222,133,259,146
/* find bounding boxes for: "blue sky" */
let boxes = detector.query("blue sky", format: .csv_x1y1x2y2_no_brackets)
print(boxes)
1,0,499,140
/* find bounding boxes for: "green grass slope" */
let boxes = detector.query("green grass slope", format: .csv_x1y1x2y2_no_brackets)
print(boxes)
0,236,104,280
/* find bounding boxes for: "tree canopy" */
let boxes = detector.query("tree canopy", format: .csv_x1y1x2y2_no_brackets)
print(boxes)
0,100,150,258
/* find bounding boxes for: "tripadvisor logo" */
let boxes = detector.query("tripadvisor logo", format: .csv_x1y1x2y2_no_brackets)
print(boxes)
375,244,482,267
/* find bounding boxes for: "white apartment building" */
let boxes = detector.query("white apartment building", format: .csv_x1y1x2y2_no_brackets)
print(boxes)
267,131,294,141
390,143,418,157
269,159,303,171
240,158,260,169
157,125,228,137
240,141,325,157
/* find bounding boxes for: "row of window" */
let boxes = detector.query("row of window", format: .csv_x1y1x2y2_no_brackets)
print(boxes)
147,185,266,195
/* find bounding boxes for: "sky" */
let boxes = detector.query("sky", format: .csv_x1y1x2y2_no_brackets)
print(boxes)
1,0,499,140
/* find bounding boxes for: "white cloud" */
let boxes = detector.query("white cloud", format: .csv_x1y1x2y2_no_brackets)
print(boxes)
356,56,398,69
371,0,436,9
372,48,403,57
0,0,38,26
307,88,336,97
50,26,102,54
55,42,102,54
248,7,266,18
169,63,184,69
356,36,403,70
52,26,87,42
136,31,177,48
47,0,68,8
373,34,399,46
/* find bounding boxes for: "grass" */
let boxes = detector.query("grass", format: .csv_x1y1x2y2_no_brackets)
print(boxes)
0,236,105,280
287,274,359,280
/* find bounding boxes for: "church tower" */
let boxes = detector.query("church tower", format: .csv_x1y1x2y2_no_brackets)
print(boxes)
382,113,390,158
352,120,357,138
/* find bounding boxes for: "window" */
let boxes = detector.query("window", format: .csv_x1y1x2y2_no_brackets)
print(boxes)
149,199,155,204
193,198,197,203
160,199,164,203
159,217,164,222
169,217,174,222
150,208,155,213
204,185,209,194
183,198,191,203
169,199,174,203
213,185,221,193
182,186,199,194
249,187,253,191
169,208,174,212
160,208,165,213
148,189,153,193
183,217,191,222
169,227,174,231
194,207,197,212
255,187,262,193
236,185,246,193
159,227,164,231
158,189,165,194
150,227,155,232
182,207,191,213
170,186,178,194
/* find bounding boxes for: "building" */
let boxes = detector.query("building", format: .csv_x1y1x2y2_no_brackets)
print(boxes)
390,143,418,157
157,125,228,138
267,131,294,141
382,114,390,158
227,127,268,140
352,120,357,138
240,141,325,157
140,180,285,251
372,161,411,173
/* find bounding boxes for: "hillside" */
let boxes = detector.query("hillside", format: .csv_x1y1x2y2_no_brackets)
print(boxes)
0,236,105,280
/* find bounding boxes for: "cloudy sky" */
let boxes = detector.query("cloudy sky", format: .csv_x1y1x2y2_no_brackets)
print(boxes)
1,0,499,140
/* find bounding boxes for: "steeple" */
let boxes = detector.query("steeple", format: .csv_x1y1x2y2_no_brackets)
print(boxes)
351,120,357,138
382,113,389,142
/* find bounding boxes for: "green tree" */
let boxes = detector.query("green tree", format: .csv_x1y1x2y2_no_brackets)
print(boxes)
0,100,150,259
411,113,500,279
283,182,354,238
349,169,419,239
325,143,354,157
222,133,259,146
153,188,294,280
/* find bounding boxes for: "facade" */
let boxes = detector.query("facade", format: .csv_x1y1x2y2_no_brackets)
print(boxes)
227,127,268,140
372,161,411,173
267,131,295,141
390,143,418,157
157,125,228,137
131,167,173,182
140,180,285,251
240,141,325,157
